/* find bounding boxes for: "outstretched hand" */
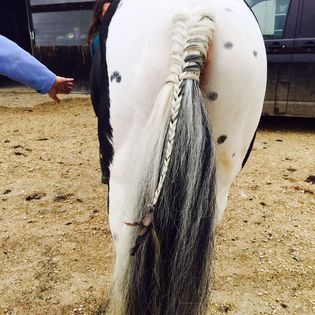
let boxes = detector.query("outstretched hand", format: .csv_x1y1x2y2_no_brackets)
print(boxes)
48,76,74,103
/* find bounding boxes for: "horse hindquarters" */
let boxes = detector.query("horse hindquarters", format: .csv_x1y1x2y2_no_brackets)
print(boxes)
107,1,267,314
109,12,217,315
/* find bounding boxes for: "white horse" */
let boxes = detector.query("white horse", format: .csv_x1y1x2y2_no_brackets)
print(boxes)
102,0,267,313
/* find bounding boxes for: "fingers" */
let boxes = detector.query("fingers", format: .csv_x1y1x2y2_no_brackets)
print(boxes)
59,77,74,82
57,78,74,93
53,95,60,103
64,78,74,83
58,85,73,94
48,90,60,103
49,76,75,103
56,76,74,85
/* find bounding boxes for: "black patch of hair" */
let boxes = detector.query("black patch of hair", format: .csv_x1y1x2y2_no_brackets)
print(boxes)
217,135,227,144
206,91,218,101
110,71,122,83
224,41,233,49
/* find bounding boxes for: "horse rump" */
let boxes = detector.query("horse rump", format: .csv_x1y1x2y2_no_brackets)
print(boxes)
112,12,217,315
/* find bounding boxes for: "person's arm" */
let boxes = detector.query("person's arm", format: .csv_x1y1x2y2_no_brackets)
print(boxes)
0,35,73,102
0,35,56,93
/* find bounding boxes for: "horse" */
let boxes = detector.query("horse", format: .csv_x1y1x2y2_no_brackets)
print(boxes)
96,0,267,313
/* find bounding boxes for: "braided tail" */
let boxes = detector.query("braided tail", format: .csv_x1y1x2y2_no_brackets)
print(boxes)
113,12,216,315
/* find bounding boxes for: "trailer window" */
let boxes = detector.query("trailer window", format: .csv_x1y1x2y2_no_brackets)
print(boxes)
246,0,291,38
32,10,91,46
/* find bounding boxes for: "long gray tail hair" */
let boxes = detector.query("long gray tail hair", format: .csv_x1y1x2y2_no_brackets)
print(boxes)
112,11,216,315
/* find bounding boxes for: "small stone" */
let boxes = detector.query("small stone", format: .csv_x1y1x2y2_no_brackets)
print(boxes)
53,193,73,202
305,175,315,184
12,145,23,149
26,192,46,201
14,151,26,156
217,304,232,313
287,167,297,172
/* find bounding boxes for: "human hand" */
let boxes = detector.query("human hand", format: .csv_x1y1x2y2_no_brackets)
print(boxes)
48,76,74,103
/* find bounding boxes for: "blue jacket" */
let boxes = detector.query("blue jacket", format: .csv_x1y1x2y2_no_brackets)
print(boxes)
90,34,100,60
0,35,56,93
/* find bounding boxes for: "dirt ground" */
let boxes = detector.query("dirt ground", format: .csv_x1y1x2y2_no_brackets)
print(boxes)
0,86,314,315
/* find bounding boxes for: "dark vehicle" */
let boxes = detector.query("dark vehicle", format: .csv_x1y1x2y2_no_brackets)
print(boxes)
246,0,315,117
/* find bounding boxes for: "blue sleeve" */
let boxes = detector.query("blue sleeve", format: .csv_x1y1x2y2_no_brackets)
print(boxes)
0,35,56,93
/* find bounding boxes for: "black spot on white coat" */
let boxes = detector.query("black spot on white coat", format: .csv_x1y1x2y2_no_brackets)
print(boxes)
253,51,258,57
206,91,218,101
110,71,122,83
224,41,233,49
217,135,227,144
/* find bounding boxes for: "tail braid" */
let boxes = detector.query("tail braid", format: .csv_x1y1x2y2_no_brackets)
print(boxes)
153,13,215,205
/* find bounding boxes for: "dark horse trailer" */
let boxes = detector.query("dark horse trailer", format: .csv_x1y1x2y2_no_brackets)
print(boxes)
0,0,95,91
0,0,32,83
27,0,96,92
246,0,315,117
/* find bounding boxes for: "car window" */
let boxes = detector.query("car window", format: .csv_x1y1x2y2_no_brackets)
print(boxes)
246,0,291,38
298,0,315,38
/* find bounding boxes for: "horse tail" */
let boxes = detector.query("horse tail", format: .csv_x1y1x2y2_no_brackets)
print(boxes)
113,12,216,315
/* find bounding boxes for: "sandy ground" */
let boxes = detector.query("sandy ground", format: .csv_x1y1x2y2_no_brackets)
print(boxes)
0,87,314,314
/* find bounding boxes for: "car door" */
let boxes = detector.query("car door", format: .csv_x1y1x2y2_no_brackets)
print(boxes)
287,0,315,117
246,0,299,115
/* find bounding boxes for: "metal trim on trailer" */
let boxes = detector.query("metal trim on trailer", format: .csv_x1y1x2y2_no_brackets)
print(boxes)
30,2,94,13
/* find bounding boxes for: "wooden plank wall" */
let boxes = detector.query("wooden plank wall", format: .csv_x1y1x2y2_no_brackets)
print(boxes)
34,45,91,92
